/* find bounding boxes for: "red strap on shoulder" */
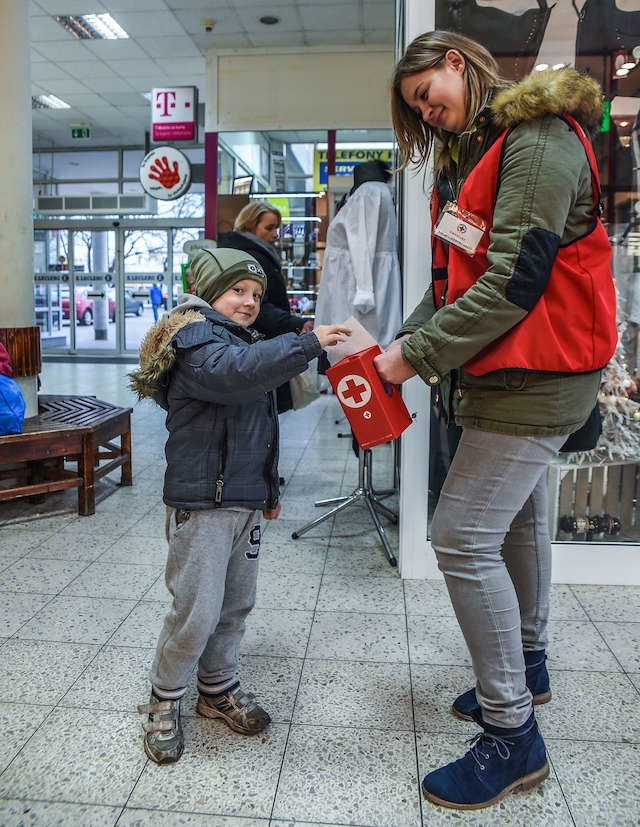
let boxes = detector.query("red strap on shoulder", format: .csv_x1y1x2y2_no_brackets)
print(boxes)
561,113,602,214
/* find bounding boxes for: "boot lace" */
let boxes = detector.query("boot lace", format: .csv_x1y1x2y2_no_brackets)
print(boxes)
468,731,513,771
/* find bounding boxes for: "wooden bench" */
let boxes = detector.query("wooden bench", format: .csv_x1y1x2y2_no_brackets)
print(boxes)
0,394,132,516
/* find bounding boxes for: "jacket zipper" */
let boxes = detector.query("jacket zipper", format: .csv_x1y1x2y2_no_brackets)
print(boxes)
266,393,279,506
215,420,228,505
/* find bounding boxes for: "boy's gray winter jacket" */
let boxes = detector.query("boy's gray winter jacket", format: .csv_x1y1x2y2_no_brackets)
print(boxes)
130,294,321,511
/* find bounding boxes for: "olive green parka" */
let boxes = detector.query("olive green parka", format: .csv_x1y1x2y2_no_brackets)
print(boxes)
399,68,613,437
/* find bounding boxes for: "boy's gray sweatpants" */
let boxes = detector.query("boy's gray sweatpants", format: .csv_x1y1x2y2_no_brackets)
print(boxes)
150,506,262,696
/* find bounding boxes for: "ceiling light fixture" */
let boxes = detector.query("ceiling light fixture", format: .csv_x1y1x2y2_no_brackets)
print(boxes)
259,15,280,25
55,13,129,40
32,94,71,110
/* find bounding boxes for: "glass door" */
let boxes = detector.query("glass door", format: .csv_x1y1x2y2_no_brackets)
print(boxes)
120,227,170,352
34,228,67,349
170,226,207,306
70,229,117,353
35,221,205,355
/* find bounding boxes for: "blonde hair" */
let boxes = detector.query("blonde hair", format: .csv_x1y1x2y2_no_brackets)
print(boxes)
233,200,282,233
391,30,507,173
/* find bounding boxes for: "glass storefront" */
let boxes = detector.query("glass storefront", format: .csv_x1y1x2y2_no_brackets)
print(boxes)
428,0,640,545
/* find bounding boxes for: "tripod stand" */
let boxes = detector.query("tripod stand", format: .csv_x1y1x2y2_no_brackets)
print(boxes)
291,447,398,566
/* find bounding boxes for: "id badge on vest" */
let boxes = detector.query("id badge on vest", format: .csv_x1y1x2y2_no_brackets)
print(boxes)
434,201,486,256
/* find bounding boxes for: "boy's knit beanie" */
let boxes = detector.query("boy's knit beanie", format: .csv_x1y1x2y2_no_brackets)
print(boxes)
190,248,267,306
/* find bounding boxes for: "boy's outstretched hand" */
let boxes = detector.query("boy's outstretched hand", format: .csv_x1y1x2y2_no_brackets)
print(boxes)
263,504,281,520
313,324,351,348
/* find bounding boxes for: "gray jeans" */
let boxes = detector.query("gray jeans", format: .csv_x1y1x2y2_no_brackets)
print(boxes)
150,507,262,696
431,427,566,728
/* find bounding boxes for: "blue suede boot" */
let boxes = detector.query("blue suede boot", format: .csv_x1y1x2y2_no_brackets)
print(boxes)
452,650,551,723
422,712,549,810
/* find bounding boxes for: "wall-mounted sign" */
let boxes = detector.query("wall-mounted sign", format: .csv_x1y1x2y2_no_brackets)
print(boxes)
151,86,197,142
313,148,393,190
140,146,191,201
71,125,91,139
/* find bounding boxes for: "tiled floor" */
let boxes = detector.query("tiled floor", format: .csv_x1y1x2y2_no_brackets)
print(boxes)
1,361,639,826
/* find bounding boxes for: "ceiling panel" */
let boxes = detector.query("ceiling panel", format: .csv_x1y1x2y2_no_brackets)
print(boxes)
29,0,395,149
247,30,307,47
31,40,95,61
131,35,202,57
153,56,205,75
32,0,109,13
109,10,187,37
299,4,361,30
56,61,122,79
31,63,75,81
306,30,367,47
81,39,156,59
43,79,100,96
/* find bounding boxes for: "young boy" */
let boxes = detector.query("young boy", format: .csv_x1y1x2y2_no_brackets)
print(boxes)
130,247,348,764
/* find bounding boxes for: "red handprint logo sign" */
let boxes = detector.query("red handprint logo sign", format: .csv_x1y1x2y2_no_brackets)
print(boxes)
149,156,181,189
140,146,191,201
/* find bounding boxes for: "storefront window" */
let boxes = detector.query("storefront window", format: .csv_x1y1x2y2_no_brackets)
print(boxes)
432,0,640,543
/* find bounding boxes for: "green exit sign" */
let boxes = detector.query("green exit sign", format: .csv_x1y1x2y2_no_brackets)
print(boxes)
71,126,91,139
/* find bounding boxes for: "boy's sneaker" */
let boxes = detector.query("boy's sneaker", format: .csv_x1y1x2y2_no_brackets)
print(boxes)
422,712,549,810
452,650,551,723
196,684,271,735
137,694,184,764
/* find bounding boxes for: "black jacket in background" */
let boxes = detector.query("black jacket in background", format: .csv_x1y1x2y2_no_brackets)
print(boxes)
219,230,306,412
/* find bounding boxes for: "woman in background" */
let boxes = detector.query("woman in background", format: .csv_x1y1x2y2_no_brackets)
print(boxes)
220,201,313,413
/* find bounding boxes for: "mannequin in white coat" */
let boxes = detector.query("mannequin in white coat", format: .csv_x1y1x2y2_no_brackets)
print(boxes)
315,160,402,349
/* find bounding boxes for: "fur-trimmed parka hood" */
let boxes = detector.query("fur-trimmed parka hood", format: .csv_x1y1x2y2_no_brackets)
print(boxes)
491,67,603,132
128,294,210,399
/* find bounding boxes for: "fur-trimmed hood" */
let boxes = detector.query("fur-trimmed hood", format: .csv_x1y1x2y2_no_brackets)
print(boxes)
491,67,603,131
129,294,211,399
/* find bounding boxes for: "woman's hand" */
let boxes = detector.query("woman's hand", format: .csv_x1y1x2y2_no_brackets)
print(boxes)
301,319,314,332
263,504,281,520
373,335,417,384
313,324,351,348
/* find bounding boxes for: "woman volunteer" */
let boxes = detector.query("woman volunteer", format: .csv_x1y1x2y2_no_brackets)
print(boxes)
374,30,617,810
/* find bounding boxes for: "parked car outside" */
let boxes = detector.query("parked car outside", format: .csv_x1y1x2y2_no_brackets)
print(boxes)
123,289,145,319
61,290,144,325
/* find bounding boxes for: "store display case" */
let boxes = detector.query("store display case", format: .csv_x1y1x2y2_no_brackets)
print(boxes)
275,195,327,320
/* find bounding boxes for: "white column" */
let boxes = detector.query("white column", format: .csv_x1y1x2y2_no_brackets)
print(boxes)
91,232,109,340
397,0,440,578
0,0,37,415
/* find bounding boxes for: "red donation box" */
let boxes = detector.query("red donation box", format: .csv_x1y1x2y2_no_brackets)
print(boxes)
326,345,413,449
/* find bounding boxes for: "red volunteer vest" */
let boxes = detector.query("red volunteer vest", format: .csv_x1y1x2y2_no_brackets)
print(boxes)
443,114,617,376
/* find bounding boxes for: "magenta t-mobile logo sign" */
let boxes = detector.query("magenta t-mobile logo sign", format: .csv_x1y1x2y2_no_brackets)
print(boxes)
155,90,177,117
151,87,197,142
